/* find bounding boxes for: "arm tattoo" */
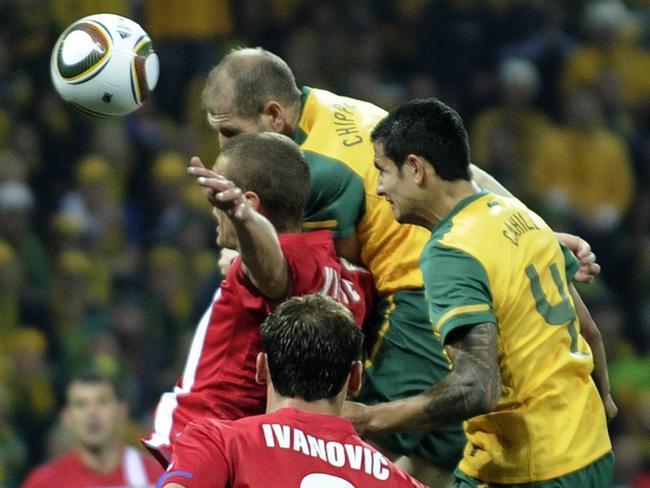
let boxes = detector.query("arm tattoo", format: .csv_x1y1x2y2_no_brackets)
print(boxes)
422,322,501,428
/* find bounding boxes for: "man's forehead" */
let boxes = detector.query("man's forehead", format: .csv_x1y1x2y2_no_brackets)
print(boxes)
67,382,114,400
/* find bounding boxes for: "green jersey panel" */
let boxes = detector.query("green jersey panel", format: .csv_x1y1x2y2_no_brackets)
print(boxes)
302,149,365,238
296,86,429,295
420,244,497,344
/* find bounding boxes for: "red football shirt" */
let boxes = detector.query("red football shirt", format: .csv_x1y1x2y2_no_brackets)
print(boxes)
159,408,427,488
145,231,373,466
21,446,162,488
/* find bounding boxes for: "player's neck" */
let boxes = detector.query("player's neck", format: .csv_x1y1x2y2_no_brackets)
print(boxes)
424,179,480,229
267,396,342,417
78,441,122,475
283,103,301,138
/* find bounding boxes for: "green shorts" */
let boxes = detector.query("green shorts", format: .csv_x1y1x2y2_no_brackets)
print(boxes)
451,451,615,487
358,289,466,471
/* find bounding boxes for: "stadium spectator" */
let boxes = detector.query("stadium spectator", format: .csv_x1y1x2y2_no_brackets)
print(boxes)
528,85,634,235
562,0,650,116
21,371,162,488
0,182,49,322
470,58,551,199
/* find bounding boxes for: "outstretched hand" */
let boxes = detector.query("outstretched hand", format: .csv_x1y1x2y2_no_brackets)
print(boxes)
188,156,253,221
555,232,601,284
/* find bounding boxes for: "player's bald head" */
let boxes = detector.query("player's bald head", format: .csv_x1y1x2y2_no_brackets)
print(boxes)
203,47,301,118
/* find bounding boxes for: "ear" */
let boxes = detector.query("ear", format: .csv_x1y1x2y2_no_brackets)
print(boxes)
243,191,262,212
261,101,288,133
405,154,429,186
255,352,268,385
348,361,363,394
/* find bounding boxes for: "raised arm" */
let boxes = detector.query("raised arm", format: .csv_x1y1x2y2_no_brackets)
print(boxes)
189,158,289,300
344,322,501,433
569,285,618,421
470,163,513,197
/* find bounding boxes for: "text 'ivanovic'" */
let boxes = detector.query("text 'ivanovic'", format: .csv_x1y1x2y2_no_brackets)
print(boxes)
261,424,390,481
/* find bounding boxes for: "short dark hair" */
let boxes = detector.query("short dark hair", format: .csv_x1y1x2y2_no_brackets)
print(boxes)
260,294,363,402
65,370,123,403
203,47,302,118
219,132,310,232
371,98,471,181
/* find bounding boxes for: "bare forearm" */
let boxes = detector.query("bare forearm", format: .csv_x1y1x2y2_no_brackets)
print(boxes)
365,373,490,433
233,213,288,299
348,323,501,434
586,329,611,399
471,164,513,197
570,285,611,397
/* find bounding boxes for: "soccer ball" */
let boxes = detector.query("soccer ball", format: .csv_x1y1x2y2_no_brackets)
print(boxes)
50,13,159,118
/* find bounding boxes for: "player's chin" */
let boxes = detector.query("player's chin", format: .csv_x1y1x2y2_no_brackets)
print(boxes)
81,435,108,450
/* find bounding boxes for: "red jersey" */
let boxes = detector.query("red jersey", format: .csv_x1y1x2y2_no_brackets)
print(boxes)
21,446,162,488
160,408,427,488
144,231,373,466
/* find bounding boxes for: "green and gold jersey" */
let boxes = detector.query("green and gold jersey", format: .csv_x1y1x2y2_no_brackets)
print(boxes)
295,87,430,296
421,190,611,484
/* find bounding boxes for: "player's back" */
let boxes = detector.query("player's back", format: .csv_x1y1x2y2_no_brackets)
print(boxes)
164,408,427,488
145,231,372,464
185,231,371,417
297,87,430,296
425,190,611,483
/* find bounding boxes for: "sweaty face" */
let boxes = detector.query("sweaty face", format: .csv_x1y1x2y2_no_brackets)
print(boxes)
211,155,238,250
64,382,124,451
207,111,273,146
374,141,414,224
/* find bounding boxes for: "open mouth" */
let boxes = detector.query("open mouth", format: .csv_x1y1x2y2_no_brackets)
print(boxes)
86,421,102,434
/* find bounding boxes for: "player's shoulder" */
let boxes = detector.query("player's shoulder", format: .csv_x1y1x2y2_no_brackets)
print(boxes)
279,230,336,258
305,87,385,116
430,191,531,250
21,451,77,487
185,416,236,434
173,417,234,452
188,413,274,447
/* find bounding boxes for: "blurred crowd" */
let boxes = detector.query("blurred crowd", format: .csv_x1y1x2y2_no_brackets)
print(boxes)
0,0,649,486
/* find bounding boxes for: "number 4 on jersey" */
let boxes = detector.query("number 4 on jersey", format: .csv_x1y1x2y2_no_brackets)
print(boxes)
526,263,589,357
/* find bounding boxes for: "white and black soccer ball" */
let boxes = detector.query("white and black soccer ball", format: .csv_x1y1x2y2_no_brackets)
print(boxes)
50,13,159,118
